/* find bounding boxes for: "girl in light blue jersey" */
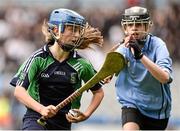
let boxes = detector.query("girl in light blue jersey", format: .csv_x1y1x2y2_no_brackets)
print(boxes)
114,6,173,130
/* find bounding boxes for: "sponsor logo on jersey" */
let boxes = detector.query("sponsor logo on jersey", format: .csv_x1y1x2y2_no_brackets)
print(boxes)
41,73,49,78
54,71,66,76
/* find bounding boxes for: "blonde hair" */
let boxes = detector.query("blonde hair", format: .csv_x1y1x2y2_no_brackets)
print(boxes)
42,20,55,44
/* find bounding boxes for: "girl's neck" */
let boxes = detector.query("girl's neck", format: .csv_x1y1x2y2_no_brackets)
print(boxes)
49,42,70,62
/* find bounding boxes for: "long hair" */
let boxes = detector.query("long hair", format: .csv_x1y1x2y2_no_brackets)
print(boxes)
41,20,55,45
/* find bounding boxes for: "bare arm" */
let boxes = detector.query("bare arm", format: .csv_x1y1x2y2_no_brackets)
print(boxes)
14,86,57,118
123,35,171,84
14,86,44,113
66,87,104,123
84,88,104,117
140,55,170,84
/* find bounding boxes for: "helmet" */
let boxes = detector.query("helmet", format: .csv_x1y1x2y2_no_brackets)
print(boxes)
47,8,87,51
121,6,152,44
121,6,152,35
48,8,86,33
121,6,152,25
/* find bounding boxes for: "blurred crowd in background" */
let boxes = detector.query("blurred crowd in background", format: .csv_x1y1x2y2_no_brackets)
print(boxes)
0,0,180,129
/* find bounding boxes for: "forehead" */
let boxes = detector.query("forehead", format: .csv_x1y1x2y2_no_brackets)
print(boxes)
64,23,84,28
62,24,84,34
64,24,83,30
124,22,146,26
124,23,146,29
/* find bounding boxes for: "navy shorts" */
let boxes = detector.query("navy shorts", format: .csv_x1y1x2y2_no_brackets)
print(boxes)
22,116,45,130
121,107,169,130
22,109,71,130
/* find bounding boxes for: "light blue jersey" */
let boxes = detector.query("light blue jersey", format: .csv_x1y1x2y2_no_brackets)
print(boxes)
115,34,173,119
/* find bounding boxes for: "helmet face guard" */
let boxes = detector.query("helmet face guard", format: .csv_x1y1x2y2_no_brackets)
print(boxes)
121,6,152,36
48,8,86,51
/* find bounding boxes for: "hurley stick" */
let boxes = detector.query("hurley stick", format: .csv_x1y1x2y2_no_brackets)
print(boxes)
37,52,125,126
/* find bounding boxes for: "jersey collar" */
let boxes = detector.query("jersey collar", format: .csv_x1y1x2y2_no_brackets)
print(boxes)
43,43,78,58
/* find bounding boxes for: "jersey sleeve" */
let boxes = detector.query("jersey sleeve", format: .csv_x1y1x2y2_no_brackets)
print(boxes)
155,43,173,83
10,56,39,89
115,44,128,60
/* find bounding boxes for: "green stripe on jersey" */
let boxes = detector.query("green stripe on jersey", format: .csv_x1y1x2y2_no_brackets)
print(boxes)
27,56,54,102
67,57,97,109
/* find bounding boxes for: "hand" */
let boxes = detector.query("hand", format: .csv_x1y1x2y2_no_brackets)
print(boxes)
66,109,88,123
103,75,113,84
122,35,144,60
40,105,57,118
129,41,143,60
123,35,134,46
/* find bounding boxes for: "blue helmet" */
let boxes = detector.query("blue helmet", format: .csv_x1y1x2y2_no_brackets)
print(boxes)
48,8,86,33
47,8,86,52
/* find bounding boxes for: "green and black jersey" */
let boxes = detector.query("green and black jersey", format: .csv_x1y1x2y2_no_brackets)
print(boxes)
10,44,102,113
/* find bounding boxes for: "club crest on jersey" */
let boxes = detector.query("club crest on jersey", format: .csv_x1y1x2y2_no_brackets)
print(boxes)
70,73,78,84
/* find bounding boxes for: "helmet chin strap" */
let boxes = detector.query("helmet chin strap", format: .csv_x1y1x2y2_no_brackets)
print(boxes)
58,43,75,52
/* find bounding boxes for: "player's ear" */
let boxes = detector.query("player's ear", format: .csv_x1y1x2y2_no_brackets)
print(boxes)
53,26,59,35
122,25,128,35
124,30,128,35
